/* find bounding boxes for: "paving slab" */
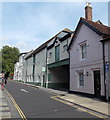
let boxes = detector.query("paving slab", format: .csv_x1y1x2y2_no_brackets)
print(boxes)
59,94,109,116
0,86,11,119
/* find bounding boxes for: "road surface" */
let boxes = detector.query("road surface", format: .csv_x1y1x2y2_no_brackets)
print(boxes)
5,80,103,119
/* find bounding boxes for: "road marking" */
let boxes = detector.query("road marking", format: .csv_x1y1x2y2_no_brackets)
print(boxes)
54,109,58,112
51,96,107,120
21,89,28,93
5,88,27,120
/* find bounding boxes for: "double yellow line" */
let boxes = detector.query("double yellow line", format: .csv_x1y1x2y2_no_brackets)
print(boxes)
51,96,108,120
5,88,27,120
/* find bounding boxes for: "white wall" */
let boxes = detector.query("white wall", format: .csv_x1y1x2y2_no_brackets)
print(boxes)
69,24,105,96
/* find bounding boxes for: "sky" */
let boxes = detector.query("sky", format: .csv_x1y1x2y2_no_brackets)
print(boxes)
0,1,109,53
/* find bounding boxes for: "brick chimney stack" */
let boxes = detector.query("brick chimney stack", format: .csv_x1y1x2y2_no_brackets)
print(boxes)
85,2,92,21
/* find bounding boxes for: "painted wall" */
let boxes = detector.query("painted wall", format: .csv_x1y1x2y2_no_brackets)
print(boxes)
14,62,19,81
34,48,47,87
69,24,105,96
47,47,55,64
25,56,33,82
47,33,71,65
47,32,72,89
18,54,26,82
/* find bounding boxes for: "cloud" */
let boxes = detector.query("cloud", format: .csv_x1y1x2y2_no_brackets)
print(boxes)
1,2,108,53
1,33,42,52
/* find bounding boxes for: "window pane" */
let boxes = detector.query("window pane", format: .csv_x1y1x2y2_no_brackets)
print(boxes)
55,45,60,61
81,43,87,59
79,72,84,86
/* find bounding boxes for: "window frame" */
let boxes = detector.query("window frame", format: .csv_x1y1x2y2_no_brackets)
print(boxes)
49,52,52,58
55,45,60,62
78,71,84,87
63,44,68,52
80,43,87,60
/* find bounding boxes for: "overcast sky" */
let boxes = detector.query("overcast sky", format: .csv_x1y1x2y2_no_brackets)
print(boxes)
1,1,108,53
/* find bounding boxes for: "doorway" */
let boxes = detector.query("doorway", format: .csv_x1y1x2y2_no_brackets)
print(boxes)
93,70,101,98
43,75,46,87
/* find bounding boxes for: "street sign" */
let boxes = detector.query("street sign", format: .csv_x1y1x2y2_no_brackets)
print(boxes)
105,64,109,72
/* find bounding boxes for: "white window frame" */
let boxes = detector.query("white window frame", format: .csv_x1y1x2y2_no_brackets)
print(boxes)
78,41,87,60
81,43,87,60
78,71,84,87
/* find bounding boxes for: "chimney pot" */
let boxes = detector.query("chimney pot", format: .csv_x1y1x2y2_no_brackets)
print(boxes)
85,2,92,21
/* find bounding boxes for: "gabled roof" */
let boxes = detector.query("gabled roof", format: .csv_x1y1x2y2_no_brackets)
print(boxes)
81,18,110,35
18,52,28,57
68,17,110,51
24,50,33,59
47,28,73,50
25,28,73,59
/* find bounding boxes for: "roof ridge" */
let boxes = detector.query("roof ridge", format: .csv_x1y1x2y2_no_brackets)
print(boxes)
81,17,110,35
81,17,110,28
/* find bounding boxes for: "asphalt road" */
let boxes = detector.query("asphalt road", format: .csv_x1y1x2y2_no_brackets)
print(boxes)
5,80,103,119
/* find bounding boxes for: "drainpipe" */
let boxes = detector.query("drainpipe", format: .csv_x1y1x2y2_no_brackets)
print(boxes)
68,51,70,92
46,47,48,88
102,41,106,100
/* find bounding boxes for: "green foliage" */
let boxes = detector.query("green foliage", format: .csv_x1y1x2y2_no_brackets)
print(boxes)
1,45,20,74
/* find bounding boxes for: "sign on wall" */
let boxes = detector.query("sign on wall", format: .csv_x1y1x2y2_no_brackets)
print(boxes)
42,67,46,72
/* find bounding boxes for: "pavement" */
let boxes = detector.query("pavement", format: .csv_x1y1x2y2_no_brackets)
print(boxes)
1,80,110,119
0,86,11,119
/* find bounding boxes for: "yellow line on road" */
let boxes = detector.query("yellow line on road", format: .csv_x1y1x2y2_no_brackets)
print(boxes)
5,88,27,120
51,96,107,120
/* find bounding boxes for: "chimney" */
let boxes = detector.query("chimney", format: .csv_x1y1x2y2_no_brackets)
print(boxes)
85,2,92,21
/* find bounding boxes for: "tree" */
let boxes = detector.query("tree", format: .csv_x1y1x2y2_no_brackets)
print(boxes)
1,45,20,77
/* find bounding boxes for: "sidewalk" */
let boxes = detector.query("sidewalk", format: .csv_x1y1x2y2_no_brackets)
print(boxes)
58,94,110,116
0,87,11,119
23,82,110,117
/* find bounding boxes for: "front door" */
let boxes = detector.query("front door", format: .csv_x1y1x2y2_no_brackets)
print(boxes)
43,75,46,87
94,70,101,98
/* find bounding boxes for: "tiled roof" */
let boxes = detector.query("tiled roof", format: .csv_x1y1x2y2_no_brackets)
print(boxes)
68,17,110,51
25,39,51,59
81,17,110,36
47,28,73,50
100,36,110,42
32,39,51,55
25,28,73,59
62,28,72,33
